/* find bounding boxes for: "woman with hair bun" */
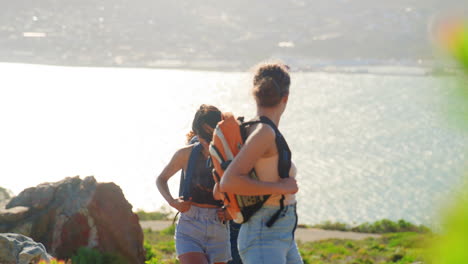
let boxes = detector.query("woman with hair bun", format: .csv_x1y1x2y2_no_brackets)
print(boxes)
156,104,231,264
220,63,303,264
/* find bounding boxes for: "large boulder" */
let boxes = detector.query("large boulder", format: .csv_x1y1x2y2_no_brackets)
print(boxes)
0,233,52,264
0,176,145,263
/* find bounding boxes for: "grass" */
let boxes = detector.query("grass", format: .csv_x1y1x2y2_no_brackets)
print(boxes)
297,232,430,264
39,247,127,264
312,219,431,234
144,225,179,264
135,209,175,221
143,221,431,264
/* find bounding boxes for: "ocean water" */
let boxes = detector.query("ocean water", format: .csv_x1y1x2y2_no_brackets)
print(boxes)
0,62,466,226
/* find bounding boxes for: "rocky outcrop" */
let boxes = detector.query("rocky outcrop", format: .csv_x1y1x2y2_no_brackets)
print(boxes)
0,176,145,263
0,206,29,222
0,233,52,264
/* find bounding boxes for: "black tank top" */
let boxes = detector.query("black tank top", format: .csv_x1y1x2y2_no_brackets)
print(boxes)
185,151,223,207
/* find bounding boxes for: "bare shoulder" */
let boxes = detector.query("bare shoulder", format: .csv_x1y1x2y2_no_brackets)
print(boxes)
246,122,276,141
157,144,194,182
173,144,193,164
243,123,276,157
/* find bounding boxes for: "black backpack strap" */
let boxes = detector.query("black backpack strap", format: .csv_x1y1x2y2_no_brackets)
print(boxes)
255,116,292,227
179,142,203,201
236,116,292,227
239,116,261,142
257,116,292,179
179,136,199,197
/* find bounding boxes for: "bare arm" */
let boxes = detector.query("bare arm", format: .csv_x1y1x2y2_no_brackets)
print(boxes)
213,182,223,200
156,146,192,212
220,124,298,195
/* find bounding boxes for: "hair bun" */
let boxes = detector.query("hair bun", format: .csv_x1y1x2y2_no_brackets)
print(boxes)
252,63,290,107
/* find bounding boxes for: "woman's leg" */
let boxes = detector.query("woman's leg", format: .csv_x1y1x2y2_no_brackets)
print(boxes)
176,207,209,264
205,217,232,263
286,241,303,264
238,205,301,264
286,206,303,264
238,211,289,264
179,252,209,264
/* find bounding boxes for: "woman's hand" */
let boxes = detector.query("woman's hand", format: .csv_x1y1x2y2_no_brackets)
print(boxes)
170,197,192,213
278,177,298,194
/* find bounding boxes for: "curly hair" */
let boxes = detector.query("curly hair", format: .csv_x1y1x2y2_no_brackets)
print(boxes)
252,62,290,107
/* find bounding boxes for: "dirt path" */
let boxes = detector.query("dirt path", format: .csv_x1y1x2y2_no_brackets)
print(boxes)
140,220,380,242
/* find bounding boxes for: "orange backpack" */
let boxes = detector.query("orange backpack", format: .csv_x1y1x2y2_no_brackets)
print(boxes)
209,113,291,226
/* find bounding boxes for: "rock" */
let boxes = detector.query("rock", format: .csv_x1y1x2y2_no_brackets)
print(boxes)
0,233,52,264
87,183,144,262
8,182,61,211
2,176,145,263
0,206,30,222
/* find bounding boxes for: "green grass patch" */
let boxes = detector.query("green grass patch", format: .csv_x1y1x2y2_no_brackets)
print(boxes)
298,232,430,264
144,224,430,264
71,247,127,264
313,219,431,234
136,209,174,221
144,226,179,264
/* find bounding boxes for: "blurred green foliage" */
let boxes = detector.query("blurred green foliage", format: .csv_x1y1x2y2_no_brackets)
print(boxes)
428,19,468,264
71,247,126,264
428,185,468,264
452,24,468,70
144,226,179,264
136,208,174,221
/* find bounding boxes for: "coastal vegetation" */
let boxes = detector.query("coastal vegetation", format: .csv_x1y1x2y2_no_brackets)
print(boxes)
312,219,431,234
297,232,429,264
143,220,430,264
128,210,437,263
37,247,128,264
135,208,174,221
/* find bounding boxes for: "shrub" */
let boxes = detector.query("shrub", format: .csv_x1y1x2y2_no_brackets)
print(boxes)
136,207,174,221
313,219,431,234
71,247,126,264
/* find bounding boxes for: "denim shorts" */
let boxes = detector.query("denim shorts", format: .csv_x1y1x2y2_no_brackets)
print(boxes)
175,206,231,263
238,204,303,264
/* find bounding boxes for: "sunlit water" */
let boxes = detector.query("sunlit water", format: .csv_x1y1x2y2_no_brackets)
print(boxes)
1,62,467,226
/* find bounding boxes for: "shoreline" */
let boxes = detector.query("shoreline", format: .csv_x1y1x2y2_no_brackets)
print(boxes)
0,60,460,77
139,220,381,242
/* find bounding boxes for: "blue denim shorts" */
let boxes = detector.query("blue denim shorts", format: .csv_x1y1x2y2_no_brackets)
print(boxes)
175,206,231,263
238,204,303,264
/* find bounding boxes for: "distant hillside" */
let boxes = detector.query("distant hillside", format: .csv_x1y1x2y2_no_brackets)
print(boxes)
0,0,464,70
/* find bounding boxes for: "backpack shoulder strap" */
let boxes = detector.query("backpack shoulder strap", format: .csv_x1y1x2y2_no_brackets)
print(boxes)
238,116,259,141
251,116,293,227
257,116,292,179
179,142,203,200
